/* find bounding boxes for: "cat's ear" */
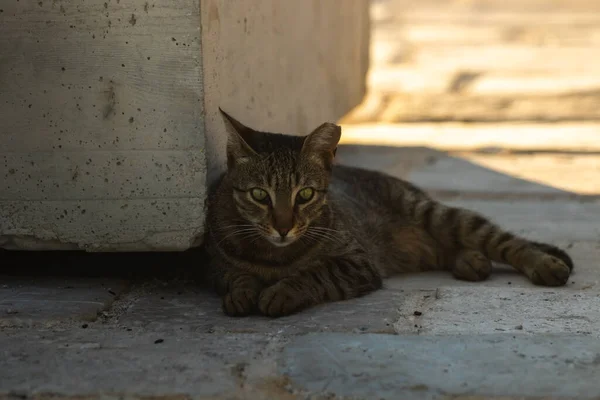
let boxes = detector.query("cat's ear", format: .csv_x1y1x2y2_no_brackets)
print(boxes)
301,122,342,167
219,108,257,168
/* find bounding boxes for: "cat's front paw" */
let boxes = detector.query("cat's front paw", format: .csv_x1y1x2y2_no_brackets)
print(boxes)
222,287,260,316
258,282,307,318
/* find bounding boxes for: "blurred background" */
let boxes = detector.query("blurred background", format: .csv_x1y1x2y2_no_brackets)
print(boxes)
338,0,600,196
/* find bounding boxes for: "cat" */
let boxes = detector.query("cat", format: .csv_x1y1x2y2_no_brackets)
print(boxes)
204,108,573,318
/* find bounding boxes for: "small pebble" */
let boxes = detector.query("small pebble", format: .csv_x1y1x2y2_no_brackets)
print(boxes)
515,324,524,330
154,338,164,344
5,309,18,315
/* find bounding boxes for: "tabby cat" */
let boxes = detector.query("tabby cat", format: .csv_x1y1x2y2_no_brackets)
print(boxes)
204,109,573,318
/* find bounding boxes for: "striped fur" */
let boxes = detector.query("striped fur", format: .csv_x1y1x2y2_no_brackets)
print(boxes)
205,110,573,317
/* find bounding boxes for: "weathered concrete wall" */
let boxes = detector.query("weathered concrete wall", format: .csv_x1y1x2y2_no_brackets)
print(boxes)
201,0,370,180
0,0,369,251
0,1,206,252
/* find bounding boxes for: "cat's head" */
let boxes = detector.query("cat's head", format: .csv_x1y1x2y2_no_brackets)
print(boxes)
219,108,341,248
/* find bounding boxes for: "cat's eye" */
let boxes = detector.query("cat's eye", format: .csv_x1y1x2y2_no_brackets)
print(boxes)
250,188,269,203
296,187,315,203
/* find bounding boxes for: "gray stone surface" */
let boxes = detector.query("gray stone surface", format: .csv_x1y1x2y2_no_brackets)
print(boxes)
393,287,600,336
0,277,128,328
0,330,275,398
283,333,600,399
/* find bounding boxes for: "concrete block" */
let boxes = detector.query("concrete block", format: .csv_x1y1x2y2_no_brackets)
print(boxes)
0,277,128,328
0,0,370,251
283,333,600,399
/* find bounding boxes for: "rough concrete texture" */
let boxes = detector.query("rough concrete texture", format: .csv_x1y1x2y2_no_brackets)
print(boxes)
0,0,206,252
0,0,370,251
201,0,370,181
283,333,600,399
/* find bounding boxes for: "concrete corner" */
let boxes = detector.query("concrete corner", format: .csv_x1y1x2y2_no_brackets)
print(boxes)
0,1,369,251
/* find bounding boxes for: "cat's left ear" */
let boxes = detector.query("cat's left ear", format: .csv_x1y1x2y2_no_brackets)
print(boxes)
301,122,341,168
219,108,258,168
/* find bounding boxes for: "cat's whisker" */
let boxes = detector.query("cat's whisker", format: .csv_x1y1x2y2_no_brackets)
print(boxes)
308,226,347,234
214,223,256,232
303,230,344,245
216,228,260,246
247,233,266,245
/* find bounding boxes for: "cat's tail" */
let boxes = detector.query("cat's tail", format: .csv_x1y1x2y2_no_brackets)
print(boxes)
410,197,573,286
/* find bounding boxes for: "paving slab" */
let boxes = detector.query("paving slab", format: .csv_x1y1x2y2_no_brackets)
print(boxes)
393,286,600,336
0,277,128,328
282,333,600,400
0,330,277,398
387,241,600,335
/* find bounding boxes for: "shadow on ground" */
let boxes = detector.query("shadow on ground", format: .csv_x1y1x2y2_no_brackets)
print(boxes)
0,143,592,280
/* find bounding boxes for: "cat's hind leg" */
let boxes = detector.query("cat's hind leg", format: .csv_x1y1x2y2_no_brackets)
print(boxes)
409,197,573,286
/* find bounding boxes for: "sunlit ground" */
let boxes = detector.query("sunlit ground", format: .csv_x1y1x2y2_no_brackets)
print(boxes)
339,0,600,195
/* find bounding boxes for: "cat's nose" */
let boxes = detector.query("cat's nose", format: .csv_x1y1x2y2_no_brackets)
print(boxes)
278,228,290,238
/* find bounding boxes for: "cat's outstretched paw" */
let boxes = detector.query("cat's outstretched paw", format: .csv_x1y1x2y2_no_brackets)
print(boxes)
222,287,260,316
529,254,571,287
258,282,306,318
452,250,492,282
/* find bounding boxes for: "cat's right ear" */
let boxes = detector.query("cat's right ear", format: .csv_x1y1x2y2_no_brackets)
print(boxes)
219,108,257,168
